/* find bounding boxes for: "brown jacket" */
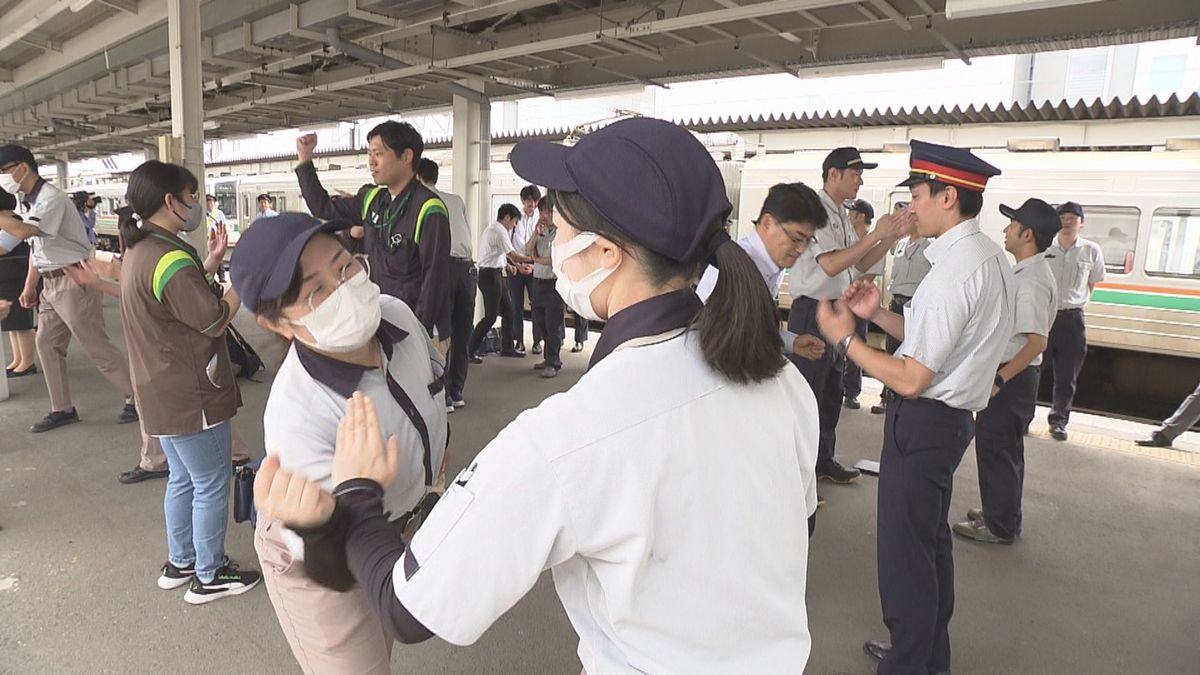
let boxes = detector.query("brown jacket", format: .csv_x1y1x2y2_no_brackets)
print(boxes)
119,224,240,435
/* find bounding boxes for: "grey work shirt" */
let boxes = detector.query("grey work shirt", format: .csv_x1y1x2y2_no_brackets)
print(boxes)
897,218,1015,412
889,236,932,298
262,295,448,559
788,189,857,301
1003,253,1059,367
16,179,93,270
1045,237,1105,309
434,188,473,260
532,227,557,280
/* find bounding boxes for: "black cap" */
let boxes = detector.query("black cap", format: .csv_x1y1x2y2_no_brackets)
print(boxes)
822,147,878,173
897,139,1000,193
256,193,273,202
1056,201,1084,218
508,117,731,264
71,190,96,200
847,199,874,221
229,213,351,313
0,144,36,168
1000,198,1061,242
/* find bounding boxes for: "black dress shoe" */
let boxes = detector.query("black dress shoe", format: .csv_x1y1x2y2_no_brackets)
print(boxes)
119,467,169,484
1049,425,1068,441
468,354,484,365
816,459,861,484
843,396,861,410
30,408,80,433
531,342,542,354
864,639,892,662
1135,432,1172,448
117,403,139,424
571,342,584,353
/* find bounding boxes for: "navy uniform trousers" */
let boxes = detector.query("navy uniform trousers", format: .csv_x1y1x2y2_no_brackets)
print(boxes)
878,295,912,405
445,259,478,403
530,277,565,369
1042,308,1086,428
879,397,974,675
787,296,842,468
975,365,1039,540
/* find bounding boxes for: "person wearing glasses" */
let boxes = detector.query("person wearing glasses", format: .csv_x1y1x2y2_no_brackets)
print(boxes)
230,212,448,675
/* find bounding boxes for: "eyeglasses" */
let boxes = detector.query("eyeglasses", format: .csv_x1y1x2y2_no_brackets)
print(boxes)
777,222,812,248
0,163,17,173
304,254,370,312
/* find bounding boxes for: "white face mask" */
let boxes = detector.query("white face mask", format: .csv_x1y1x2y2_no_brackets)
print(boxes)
551,232,615,322
287,269,382,353
0,169,22,195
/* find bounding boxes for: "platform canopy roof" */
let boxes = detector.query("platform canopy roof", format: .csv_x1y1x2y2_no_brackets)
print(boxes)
0,0,1196,159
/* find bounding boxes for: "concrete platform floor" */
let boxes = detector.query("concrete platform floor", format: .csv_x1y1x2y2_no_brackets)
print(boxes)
1,300,1198,675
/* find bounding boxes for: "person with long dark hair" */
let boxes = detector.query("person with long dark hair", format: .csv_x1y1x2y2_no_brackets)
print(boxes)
0,188,37,378
254,118,822,673
112,160,260,604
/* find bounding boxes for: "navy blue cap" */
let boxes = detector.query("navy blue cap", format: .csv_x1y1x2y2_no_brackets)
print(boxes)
897,139,1001,193
0,144,36,168
229,212,350,313
823,147,878,173
508,117,732,264
1056,201,1084,218
847,199,875,221
1000,198,1061,240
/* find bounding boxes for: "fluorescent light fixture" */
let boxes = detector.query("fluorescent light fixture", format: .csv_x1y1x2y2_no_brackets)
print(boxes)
1007,137,1060,152
1165,137,1200,151
553,83,647,101
796,57,944,79
945,0,1108,20
883,142,911,153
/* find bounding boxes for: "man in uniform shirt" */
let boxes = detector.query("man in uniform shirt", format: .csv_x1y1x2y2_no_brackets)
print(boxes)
206,195,228,282
955,198,1060,545
416,158,476,409
788,147,903,485
508,185,541,354
872,204,932,414
469,204,533,362
294,122,452,344
843,198,881,410
253,194,279,223
1041,201,1104,441
817,139,1013,675
525,197,565,378
0,144,139,433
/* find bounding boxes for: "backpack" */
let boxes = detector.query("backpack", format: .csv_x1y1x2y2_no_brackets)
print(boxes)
226,324,264,381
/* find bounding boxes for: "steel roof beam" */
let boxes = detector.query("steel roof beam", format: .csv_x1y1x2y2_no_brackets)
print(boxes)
868,0,912,30
0,0,75,54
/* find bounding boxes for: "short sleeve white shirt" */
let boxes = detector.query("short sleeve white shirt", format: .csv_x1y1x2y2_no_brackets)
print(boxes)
1045,237,1105,309
262,296,447,558
1003,254,1059,366
512,210,538,252
433,189,473,259
392,330,819,673
788,189,857,301
696,228,784,303
888,236,933,298
897,219,1015,412
477,221,516,269
206,208,227,234
17,179,93,270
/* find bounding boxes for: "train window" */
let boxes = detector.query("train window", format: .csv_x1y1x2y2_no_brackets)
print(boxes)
1145,208,1200,280
1079,206,1139,275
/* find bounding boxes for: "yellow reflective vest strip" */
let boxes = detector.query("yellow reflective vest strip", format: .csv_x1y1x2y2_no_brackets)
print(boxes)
414,198,448,244
152,250,199,303
360,186,385,221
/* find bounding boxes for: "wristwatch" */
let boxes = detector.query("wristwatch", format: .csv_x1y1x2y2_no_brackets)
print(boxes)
994,373,1006,388
836,333,855,358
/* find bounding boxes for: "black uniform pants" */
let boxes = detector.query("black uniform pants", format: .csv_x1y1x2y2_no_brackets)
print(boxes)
878,295,912,406
507,273,542,348
446,259,478,401
469,268,513,356
1042,308,1086,428
841,317,870,399
570,309,589,344
975,365,1038,540
531,278,565,368
878,397,974,675
787,296,842,467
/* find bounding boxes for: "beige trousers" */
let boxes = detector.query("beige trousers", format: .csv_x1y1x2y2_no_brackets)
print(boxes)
35,274,132,411
255,518,393,675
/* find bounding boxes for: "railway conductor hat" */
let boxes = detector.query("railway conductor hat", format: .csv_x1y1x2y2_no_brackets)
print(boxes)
507,117,732,264
897,139,1000,193
229,212,350,313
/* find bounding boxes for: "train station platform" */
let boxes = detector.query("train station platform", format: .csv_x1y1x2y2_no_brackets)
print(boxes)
1,300,1197,674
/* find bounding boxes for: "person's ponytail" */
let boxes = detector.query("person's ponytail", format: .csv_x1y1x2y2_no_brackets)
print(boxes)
696,238,787,384
116,207,149,250
119,160,199,251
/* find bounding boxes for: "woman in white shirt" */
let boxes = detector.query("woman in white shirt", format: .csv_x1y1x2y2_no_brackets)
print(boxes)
255,118,820,674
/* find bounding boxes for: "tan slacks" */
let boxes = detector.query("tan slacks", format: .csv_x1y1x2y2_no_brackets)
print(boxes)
255,518,393,675
35,274,132,412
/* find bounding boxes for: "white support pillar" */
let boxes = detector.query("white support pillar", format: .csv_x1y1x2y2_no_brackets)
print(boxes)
168,0,205,247
54,152,70,190
452,79,490,263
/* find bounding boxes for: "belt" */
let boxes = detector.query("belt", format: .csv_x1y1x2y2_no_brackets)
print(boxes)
450,257,474,263
1058,307,1083,314
40,268,69,279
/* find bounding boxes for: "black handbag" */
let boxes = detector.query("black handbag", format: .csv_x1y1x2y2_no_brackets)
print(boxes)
233,461,259,524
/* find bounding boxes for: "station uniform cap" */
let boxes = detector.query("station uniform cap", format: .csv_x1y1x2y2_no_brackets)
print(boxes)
0,144,36,168
507,117,732,265
1056,201,1084,218
897,139,1000,193
229,212,352,313
847,199,874,221
256,193,273,202
999,198,1061,241
822,147,878,173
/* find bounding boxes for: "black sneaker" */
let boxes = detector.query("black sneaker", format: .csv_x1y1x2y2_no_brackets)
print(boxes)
468,353,484,364
1135,432,1172,448
183,563,261,605
571,342,584,353
119,467,169,484
870,403,887,415
157,561,196,590
816,459,861,484
1049,425,1068,441
843,397,861,410
117,403,139,424
30,408,80,433
531,342,542,354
